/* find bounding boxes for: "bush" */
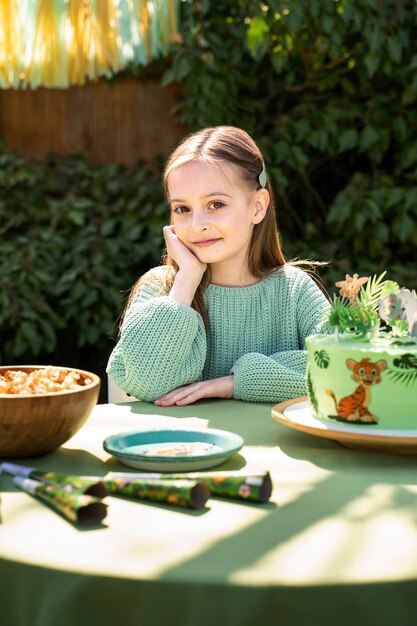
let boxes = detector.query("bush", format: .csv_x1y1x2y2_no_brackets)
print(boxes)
164,0,417,287
0,151,167,395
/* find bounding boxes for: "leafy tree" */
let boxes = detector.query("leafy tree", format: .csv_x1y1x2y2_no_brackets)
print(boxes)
165,0,417,286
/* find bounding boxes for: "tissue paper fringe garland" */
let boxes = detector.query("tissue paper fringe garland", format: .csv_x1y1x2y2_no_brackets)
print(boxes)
0,0,179,89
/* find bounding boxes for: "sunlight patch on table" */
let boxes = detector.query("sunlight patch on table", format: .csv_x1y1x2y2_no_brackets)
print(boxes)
230,483,417,586
0,492,270,580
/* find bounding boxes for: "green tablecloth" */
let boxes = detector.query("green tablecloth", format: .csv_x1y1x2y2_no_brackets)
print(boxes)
1,399,416,626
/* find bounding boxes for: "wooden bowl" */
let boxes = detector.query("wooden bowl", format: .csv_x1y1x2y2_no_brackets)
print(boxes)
0,365,101,457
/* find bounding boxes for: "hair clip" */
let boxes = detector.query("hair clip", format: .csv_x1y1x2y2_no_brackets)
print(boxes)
258,164,267,188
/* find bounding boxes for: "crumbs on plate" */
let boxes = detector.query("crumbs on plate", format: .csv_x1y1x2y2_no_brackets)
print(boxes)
144,442,215,457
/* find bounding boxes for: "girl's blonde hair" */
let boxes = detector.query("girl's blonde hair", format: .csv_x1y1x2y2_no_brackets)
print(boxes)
124,126,322,328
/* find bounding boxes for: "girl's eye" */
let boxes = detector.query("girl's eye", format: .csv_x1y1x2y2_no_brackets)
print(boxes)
173,205,190,214
209,201,225,210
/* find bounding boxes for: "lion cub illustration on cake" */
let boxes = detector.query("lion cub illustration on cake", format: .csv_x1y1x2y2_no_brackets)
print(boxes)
326,358,387,424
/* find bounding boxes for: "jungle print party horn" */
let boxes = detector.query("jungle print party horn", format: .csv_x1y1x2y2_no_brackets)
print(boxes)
106,470,272,503
104,476,209,509
13,477,108,526
2,463,108,498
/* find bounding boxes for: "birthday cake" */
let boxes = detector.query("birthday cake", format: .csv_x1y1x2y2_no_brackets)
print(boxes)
306,273,417,430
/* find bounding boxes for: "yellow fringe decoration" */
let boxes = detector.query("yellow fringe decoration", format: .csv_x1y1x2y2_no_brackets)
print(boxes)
0,0,179,89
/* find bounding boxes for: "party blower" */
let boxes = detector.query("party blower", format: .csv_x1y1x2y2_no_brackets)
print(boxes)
2,462,209,510
102,476,209,509
105,470,273,503
13,477,108,526
1,462,108,497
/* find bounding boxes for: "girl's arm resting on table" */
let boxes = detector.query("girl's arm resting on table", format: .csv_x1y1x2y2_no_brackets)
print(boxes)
231,350,307,403
107,224,208,402
106,295,207,402
231,277,331,403
156,348,308,406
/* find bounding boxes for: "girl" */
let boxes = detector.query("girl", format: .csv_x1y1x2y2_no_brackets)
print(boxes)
107,126,330,406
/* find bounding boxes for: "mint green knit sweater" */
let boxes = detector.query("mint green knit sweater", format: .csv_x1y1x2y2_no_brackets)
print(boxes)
107,264,330,403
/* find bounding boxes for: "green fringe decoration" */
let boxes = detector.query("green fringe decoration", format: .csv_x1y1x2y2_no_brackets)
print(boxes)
0,0,179,89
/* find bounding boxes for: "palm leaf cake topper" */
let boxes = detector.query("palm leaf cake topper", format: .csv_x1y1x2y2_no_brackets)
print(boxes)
327,272,417,341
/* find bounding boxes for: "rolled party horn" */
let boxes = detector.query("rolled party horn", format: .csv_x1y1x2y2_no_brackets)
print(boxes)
2,463,107,498
104,477,209,509
106,470,272,503
13,477,108,526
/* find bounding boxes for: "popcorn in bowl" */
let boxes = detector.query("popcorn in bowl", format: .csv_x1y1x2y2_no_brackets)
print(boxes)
0,365,100,457
0,366,93,395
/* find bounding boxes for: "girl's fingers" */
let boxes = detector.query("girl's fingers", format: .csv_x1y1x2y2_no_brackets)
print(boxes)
174,390,205,406
154,378,231,407
155,383,202,406
160,385,194,402
163,225,206,274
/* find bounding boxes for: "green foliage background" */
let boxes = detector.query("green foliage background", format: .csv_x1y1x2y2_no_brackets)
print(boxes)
0,152,166,390
166,0,417,285
1,0,417,396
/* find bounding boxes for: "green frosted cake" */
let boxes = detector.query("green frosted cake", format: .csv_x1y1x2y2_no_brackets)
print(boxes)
306,273,417,430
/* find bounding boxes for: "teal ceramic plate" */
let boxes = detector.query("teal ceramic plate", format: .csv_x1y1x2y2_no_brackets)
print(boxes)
103,428,244,471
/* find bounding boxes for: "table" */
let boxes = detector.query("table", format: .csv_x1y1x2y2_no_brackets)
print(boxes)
1,399,416,626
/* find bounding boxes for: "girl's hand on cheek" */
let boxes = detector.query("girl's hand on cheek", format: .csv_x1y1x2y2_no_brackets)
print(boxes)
163,225,207,276
154,376,234,407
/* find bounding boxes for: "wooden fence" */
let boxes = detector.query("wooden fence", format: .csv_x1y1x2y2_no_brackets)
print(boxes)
0,77,187,166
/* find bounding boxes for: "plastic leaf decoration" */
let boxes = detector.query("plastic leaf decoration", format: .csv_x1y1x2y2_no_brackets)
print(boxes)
327,295,351,328
337,306,380,341
358,272,400,311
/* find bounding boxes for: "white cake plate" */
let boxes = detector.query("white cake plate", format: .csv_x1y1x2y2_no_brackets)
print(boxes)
272,397,417,455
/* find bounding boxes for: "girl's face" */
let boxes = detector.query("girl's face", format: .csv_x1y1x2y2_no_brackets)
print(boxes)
167,160,268,284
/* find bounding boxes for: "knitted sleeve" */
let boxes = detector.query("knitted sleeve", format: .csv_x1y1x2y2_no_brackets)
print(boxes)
231,271,330,403
106,267,207,401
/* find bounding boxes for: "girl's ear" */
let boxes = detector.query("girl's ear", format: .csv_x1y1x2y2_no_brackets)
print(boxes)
252,188,269,224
